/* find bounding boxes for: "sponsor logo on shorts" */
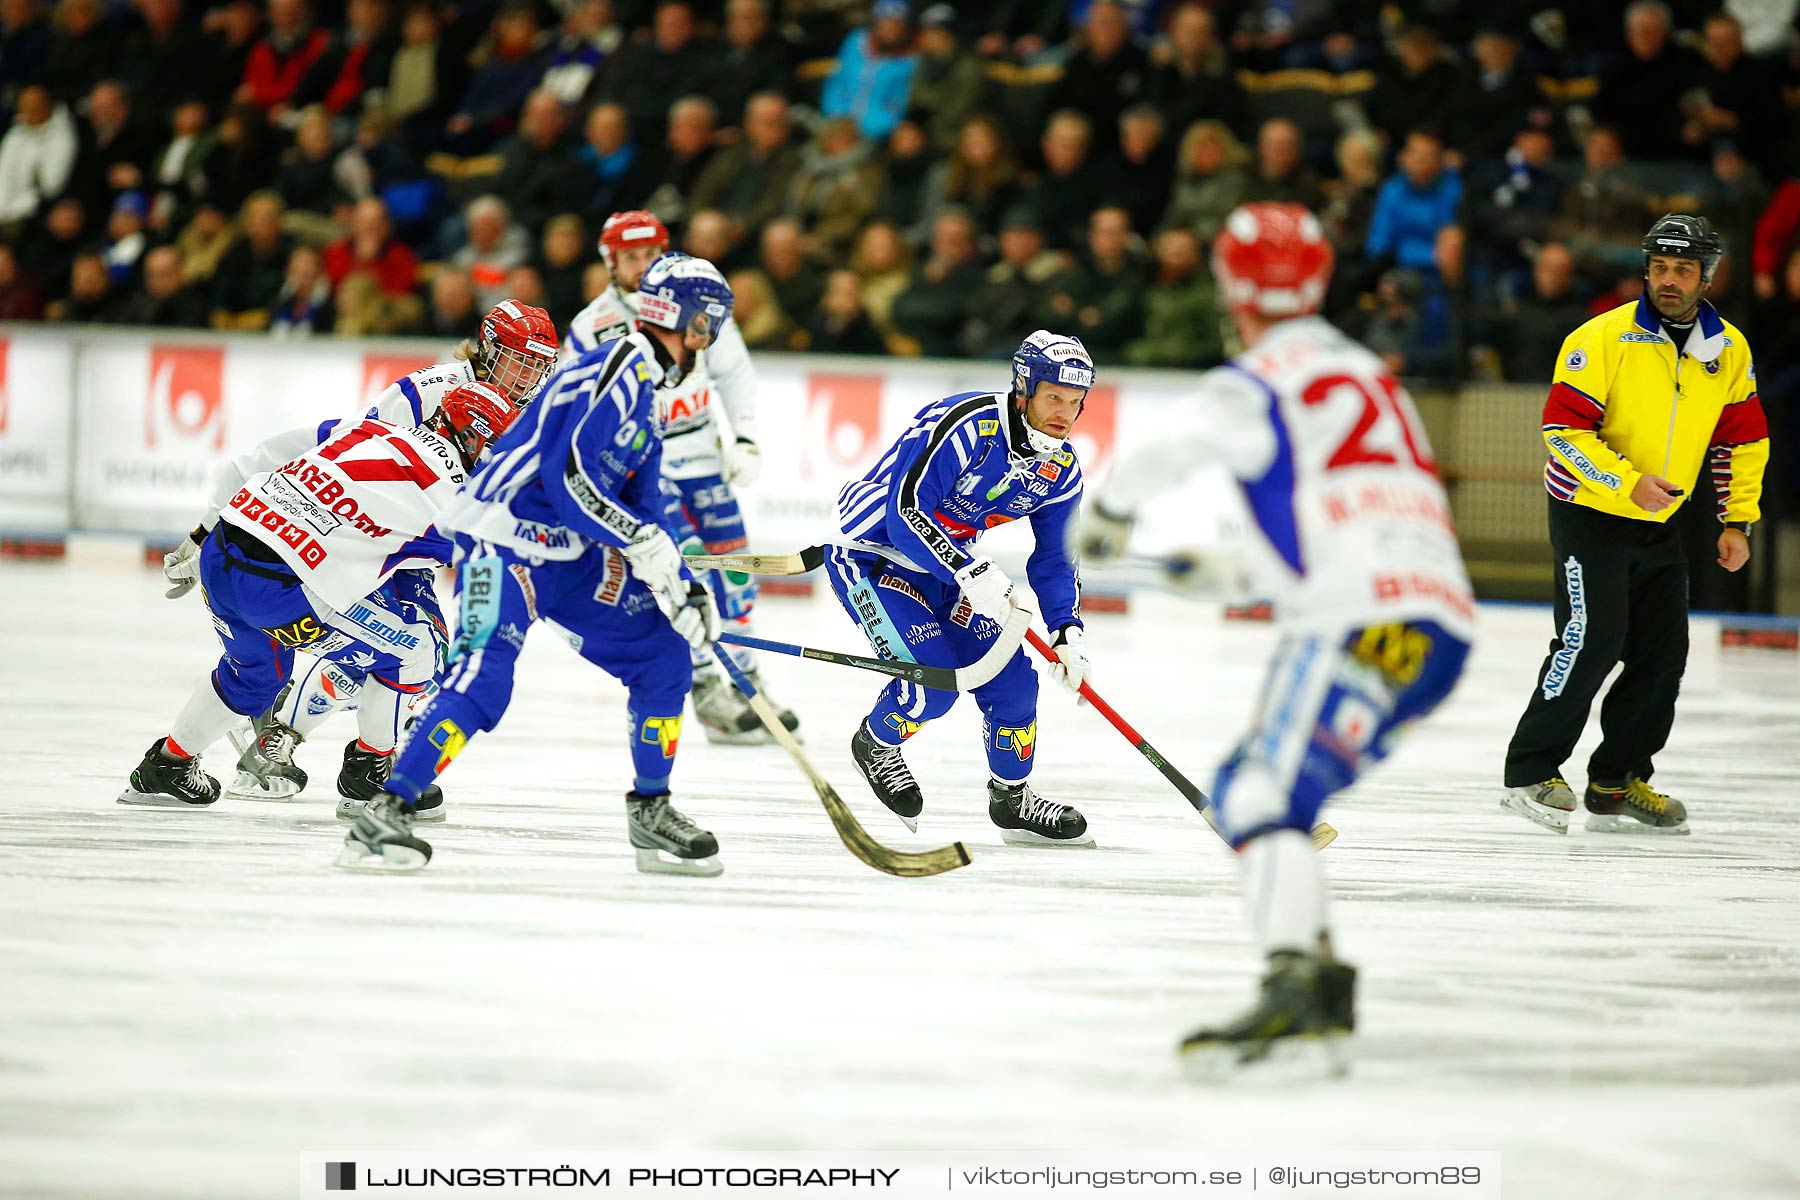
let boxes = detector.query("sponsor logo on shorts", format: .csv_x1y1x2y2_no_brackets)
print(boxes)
262,614,328,648
428,719,466,773
884,713,925,740
506,563,538,621
876,573,927,605
993,722,1036,761
641,715,682,758
343,602,421,651
907,622,941,641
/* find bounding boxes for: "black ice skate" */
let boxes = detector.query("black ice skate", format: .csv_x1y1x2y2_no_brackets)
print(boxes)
1584,776,1689,835
851,723,923,832
1179,951,1357,1082
335,741,444,823
987,778,1093,846
117,739,221,808
626,790,722,877
691,670,768,744
224,709,308,801
1499,776,1576,833
335,793,432,872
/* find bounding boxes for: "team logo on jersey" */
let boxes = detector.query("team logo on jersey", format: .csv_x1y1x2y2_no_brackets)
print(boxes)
884,713,926,740
1705,358,1720,375
641,715,683,758
978,419,999,436
993,722,1036,761
428,719,467,773
1564,348,1587,371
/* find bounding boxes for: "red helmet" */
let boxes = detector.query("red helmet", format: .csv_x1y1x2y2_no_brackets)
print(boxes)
438,380,520,468
476,299,558,402
598,209,669,272
1212,203,1334,318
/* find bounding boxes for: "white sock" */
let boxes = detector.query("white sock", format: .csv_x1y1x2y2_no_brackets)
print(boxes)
168,681,247,758
1238,829,1327,958
354,683,406,754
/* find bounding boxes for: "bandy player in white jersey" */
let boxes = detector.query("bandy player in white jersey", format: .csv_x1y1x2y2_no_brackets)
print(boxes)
1081,203,1476,1079
562,210,798,743
118,383,522,812
219,301,557,799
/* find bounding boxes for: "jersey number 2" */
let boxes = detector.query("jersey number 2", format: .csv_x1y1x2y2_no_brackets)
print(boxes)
1301,373,1437,473
318,421,440,486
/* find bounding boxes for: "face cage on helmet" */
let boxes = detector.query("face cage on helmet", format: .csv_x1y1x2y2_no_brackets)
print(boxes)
484,342,555,401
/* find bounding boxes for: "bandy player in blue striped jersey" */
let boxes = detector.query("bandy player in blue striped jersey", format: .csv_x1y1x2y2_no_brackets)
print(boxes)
1082,204,1476,1078
827,331,1098,846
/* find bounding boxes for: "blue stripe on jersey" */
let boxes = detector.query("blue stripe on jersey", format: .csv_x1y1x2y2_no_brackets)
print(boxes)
1228,366,1304,576
398,376,425,424
316,418,339,442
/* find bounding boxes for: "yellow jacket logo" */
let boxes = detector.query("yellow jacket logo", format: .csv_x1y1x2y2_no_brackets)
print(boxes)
994,722,1036,760
884,713,925,740
428,719,467,773
641,715,683,757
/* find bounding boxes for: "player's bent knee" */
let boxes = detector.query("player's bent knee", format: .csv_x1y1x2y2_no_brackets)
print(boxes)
1213,756,1323,847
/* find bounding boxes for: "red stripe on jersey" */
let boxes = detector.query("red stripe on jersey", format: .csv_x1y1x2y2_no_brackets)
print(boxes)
1710,394,1768,447
1543,382,1604,430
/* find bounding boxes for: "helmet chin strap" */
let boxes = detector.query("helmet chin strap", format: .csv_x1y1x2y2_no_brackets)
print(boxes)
1009,390,1064,457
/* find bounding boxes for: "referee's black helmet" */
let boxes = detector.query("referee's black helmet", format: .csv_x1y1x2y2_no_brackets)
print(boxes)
1642,213,1723,283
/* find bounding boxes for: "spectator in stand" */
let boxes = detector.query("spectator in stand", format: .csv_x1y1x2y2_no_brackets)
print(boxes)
689,91,801,246
196,0,263,115
1495,241,1590,382
873,117,935,241
1760,248,1800,499
579,259,607,305
118,243,208,327
450,193,531,309
503,264,547,311
1361,267,1430,379
589,1,714,140
785,116,881,262
42,0,121,104
100,189,148,286
1100,104,1174,239
0,84,77,230
1684,13,1784,177
755,216,824,323
174,202,234,284
267,242,334,334
1,0,52,103
0,243,46,320
683,207,744,274
1365,24,1461,145
378,1,465,146
19,196,87,301
963,206,1071,358
48,251,121,322
1152,3,1243,141
806,268,888,355
640,94,718,228
322,195,416,295
1553,125,1653,277
1228,0,1341,72
574,101,652,223
909,4,983,155
237,0,331,119
819,0,918,142
1366,129,1461,273
63,79,156,219
850,219,912,336
920,113,1021,239
118,0,213,126
1463,124,1564,286
890,206,984,357
198,101,278,216
536,214,589,328
1159,118,1246,244
492,90,577,233
1240,117,1321,210
725,267,792,349
1751,176,1800,300
423,265,478,338
444,2,547,154
1448,22,1543,165
1319,129,1382,276
1124,225,1220,366
275,106,349,215
332,266,420,334
1421,223,1467,379
1040,204,1149,356
537,0,621,108
147,100,214,234
1058,0,1151,154
712,0,795,127
294,0,396,120
1017,109,1101,251
1593,1,1698,162
1701,142,1769,313
210,189,293,327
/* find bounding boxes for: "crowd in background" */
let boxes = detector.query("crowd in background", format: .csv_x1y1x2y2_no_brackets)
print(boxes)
2,0,1799,400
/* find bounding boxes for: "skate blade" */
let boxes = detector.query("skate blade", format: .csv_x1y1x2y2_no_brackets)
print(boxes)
998,827,1096,848
1583,813,1689,835
334,837,431,872
225,773,300,802
1180,1032,1349,1084
700,726,779,746
633,846,723,877
115,787,214,809
1499,791,1570,833
335,798,446,824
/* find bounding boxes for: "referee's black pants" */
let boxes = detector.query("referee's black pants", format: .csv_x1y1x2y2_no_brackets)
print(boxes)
1504,498,1689,788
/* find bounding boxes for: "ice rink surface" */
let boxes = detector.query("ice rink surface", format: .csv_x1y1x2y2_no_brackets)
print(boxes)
2,557,1798,1200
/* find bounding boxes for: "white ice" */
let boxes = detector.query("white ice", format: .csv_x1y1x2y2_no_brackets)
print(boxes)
2,557,1798,1200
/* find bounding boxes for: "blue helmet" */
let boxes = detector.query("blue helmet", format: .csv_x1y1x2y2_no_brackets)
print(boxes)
1009,329,1094,455
637,252,734,348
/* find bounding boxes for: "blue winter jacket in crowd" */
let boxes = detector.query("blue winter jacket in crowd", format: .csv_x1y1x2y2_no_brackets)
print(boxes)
820,30,918,142
1365,168,1464,270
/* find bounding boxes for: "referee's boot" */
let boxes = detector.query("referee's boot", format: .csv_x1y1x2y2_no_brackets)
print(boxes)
1499,776,1576,833
1584,775,1689,835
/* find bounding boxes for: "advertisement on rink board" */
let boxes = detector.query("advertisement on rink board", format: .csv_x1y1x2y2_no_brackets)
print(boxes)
0,328,1242,554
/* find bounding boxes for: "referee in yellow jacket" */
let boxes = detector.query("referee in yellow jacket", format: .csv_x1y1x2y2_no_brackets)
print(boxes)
1501,214,1768,835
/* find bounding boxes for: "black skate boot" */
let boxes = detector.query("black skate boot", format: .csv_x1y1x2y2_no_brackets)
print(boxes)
225,708,308,801
691,670,769,744
335,741,444,823
1179,951,1358,1081
851,723,923,831
117,739,221,808
335,792,432,872
744,665,800,734
1583,775,1689,834
1499,776,1576,833
987,778,1093,846
626,790,722,876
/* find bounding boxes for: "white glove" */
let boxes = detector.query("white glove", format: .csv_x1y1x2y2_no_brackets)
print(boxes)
722,437,762,487
1077,501,1134,563
952,556,1014,622
620,523,686,596
1046,623,1091,697
661,578,721,650
162,524,207,599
